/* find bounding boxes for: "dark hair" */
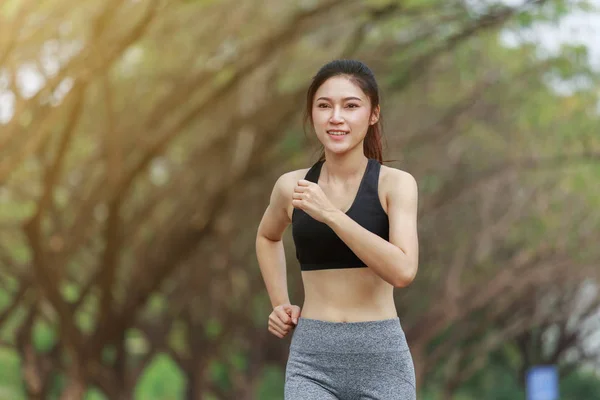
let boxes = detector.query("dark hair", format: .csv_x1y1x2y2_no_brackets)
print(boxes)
304,59,385,164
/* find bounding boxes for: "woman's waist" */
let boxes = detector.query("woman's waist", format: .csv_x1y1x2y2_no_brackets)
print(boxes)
300,298,397,323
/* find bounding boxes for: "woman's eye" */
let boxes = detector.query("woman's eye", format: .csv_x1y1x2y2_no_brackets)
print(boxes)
346,104,359,108
317,104,330,108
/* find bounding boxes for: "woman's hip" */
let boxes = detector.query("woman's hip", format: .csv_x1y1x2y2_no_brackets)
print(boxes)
289,317,409,353
285,317,416,397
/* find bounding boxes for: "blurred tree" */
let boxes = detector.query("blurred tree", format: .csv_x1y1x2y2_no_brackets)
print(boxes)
0,0,598,399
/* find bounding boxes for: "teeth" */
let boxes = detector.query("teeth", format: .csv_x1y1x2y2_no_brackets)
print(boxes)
328,131,348,136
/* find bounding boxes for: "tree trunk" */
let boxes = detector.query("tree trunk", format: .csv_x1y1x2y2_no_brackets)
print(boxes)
186,361,209,400
59,379,86,400
21,343,49,399
59,358,86,400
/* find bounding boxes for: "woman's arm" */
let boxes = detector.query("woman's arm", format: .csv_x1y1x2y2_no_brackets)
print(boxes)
292,168,418,287
256,173,294,308
324,169,419,287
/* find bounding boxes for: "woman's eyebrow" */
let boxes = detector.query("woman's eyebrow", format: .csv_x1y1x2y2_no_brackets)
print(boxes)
316,96,363,102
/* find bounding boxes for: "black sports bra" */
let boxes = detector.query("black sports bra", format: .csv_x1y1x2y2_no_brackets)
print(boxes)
291,158,390,271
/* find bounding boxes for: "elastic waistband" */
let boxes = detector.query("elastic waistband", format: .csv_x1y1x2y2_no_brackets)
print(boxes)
290,317,408,353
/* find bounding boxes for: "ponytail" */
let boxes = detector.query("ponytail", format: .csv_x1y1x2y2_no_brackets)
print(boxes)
363,122,383,164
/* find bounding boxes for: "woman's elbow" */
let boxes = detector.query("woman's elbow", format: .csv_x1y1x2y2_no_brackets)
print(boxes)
392,264,418,288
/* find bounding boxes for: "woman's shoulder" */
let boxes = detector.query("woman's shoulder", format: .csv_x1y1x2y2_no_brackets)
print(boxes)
281,167,311,181
379,164,418,196
270,168,311,219
272,167,311,196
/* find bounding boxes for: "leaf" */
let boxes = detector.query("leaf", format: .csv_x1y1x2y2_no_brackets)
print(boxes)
205,318,222,339
516,11,534,28
135,354,185,400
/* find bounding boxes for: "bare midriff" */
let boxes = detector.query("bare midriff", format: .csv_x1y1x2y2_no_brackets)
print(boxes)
299,266,398,322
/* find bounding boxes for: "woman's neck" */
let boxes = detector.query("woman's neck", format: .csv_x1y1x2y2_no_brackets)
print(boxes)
321,150,368,183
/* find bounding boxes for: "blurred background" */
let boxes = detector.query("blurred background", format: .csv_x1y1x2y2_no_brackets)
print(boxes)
0,0,599,399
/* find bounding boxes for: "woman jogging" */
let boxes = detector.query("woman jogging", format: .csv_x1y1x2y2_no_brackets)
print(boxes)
255,59,419,399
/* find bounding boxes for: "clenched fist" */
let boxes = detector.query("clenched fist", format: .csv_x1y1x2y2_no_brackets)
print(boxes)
268,303,301,339
291,179,338,223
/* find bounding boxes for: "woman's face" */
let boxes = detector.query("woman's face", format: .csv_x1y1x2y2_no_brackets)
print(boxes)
312,75,379,155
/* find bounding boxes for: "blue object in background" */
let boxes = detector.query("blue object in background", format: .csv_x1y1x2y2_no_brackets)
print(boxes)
527,365,559,400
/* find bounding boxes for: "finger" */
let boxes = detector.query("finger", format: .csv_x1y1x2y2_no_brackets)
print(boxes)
292,193,304,200
275,307,292,324
284,306,299,325
268,321,283,334
269,321,287,337
269,316,287,333
290,307,301,325
297,179,312,186
294,186,309,192
271,310,292,329
274,321,292,336
276,320,293,332
291,199,303,209
268,325,284,338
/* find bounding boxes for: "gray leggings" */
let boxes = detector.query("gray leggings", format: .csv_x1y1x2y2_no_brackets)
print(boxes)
284,317,416,400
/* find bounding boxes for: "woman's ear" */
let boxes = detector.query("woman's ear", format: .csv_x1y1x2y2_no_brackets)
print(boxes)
370,105,380,125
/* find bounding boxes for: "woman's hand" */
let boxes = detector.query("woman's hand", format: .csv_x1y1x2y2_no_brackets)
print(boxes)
292,179,338,223
268,303,301,339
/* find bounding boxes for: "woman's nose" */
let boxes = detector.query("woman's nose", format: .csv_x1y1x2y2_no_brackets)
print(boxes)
330,107,344,123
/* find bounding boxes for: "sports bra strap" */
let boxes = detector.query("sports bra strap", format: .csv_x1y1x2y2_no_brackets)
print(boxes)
304,160,324,183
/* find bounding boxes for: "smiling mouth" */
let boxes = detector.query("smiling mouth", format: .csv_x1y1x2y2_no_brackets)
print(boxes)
327,130,349,136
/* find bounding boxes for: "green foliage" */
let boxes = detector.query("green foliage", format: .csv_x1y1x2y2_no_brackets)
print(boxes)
33,320,56,353
402,0,439,7
101,346,116,365
84,388,108,400
213,67,236,88
205,318,222,339
181,0,219,5
75,295,97,334
0,305,25,346
456,354,525,400
61,282,80,303
561,369,600,399
422,343,600,399
0,349,26,399
228,350,247,372
127,329,150,356
147,294,167,315
419,173,444,195
278,128,306,155
134,354,184,400
516,11,535,28
209,360,230,392
167,321,188,355
255,365,285,400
